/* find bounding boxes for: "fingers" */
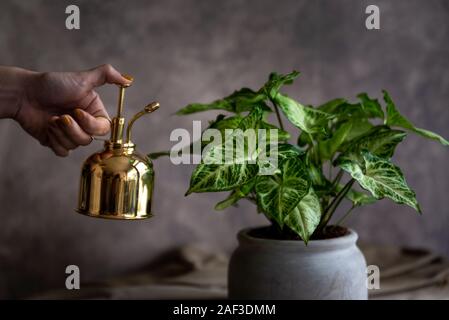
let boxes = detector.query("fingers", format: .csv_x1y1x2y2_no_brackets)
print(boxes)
49,124,76,151
74,92,111,136
46,115,93,157
48,131,69,157
85,64,133,88
73,108,110,136
55,115,92,146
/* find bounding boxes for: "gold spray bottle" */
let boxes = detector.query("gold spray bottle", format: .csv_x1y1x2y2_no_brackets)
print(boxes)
76,81,159,219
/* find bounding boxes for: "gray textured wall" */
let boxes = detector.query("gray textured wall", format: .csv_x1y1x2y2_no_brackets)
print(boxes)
0,0,448,298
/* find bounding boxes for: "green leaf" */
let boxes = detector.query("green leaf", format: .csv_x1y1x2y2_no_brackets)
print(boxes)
338,151,421,212
316,121,353,161
357,93,384,119
337,126,407,164
176,100,232,115
384,90,449,146
337,185,377,207
318,98,347,114
276,143,304,159
186,107,267,195
272,93,334,134
263,71,300,97
346,189,377,207
318,101,365,121
238,105,264,130
228,88,270,114
341,118,374,144
297,131,312,147
255,157,310,227
186,162,258,195
259,121,291,142
176,88,269,115
210,115,243,131
284,189,321,244
181,114,243,156
215,179,255,210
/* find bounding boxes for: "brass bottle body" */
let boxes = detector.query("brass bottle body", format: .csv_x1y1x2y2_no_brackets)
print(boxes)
75,81,159,220
77,142,154,219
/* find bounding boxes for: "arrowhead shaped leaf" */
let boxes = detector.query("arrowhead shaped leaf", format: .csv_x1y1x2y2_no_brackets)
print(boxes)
336,126,407,164
341,118,374,145
272,93,334,134
262,71,300,97
357,93,384,119
338,151,421,212
319,97,381,122
255,157,310,227
384,90,449,146
316,121,353,160
284,189,321,244
186,162,258,194
177,88,270,115
318,98,348,114
186,107,266,194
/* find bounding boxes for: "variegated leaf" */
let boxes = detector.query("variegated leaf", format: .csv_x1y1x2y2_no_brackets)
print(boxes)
177,88,270,115
316,121,353,161
338,151,421,212
262,71,300,97
186,162,258,195
255,157,310,227
284,189,321,244
186,108,265,194
384,90,449,146
317,98,347,114
357,93,384,119
336,126,407,164
272,93,334,134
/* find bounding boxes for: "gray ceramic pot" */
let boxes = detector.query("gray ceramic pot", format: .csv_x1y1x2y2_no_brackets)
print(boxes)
228,227,367,300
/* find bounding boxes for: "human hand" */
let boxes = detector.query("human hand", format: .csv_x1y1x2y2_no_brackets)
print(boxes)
14,64,132,156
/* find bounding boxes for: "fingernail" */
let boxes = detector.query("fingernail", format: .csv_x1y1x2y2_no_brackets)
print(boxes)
61,115,71,127
121,74,134,82
74,108,84,120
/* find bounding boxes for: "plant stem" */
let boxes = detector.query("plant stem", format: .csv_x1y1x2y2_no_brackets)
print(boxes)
270,99,285,131
318,178,355,230
335,205,355,226
307,133,315,147
331,169,344,190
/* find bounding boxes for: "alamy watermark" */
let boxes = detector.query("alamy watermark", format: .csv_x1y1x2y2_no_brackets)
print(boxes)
65,264,80,290
65,5,80,30
367,264,380,290
365,5,380,30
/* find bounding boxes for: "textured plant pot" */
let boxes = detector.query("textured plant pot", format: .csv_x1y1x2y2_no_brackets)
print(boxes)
228,226,367,300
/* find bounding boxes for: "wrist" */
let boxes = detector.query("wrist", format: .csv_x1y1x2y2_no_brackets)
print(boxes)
0,66,39,119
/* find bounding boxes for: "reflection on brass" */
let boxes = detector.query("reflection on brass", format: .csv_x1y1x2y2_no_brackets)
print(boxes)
76,83,159,220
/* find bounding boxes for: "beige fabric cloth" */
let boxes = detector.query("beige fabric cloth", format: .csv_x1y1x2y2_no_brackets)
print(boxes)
33,244,449,300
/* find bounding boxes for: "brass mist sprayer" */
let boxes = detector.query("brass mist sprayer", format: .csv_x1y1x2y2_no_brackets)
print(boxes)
76,81,160,220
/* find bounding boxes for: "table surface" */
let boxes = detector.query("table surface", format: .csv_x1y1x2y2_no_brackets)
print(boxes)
33,243,449,300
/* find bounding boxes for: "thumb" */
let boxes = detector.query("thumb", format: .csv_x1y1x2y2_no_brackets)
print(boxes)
84,64,133,88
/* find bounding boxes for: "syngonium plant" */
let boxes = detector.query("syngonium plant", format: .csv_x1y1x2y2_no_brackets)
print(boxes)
156,71,448,244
